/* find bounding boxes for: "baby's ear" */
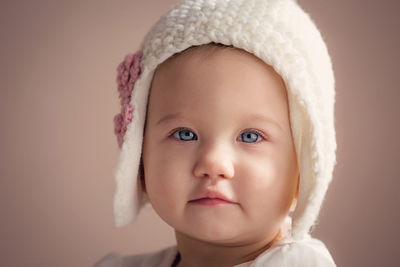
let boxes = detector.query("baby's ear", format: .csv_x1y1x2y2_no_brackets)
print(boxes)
290,175,300,211
290,196,297,212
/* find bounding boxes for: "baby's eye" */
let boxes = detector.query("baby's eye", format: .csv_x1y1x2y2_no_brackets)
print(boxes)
239,130,263,143
171,128,198,141
170,128,265,143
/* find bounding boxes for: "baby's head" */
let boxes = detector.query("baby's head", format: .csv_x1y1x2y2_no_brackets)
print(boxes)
113,0,336,242
140,43,299,244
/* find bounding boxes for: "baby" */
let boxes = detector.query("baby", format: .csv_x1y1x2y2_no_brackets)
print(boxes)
95,0,337,266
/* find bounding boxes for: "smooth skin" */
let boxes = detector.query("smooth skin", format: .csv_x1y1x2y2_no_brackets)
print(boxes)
142,46,299,267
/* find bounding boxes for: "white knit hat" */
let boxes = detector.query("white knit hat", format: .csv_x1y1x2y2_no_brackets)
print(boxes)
112,0,336,241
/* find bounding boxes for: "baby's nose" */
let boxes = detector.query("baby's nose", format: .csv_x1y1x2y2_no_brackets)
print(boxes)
192,142,235,180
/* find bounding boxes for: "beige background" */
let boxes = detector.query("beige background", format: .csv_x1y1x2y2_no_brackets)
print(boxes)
0,0,399,266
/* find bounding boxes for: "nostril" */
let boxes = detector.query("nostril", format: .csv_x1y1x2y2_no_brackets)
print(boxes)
193,155,235,179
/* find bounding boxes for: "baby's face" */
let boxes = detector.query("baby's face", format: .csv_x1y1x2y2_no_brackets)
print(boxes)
142,47,299,244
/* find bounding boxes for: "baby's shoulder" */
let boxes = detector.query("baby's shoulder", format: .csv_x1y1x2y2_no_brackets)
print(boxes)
251,236,337,267
92,245,177,267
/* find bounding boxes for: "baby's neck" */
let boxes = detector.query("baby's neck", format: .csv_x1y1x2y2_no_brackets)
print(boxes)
174,230,283,267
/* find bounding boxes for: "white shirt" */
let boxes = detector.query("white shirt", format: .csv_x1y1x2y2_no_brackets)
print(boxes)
93,235,337,267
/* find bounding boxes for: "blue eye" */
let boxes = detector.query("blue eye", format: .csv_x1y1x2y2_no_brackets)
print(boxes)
240,131,262,143
170,128,264,143
172,129,198,141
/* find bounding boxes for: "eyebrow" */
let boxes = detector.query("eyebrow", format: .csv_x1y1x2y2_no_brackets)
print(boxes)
156,112,184,126
247,113,283,131
156,112,283,131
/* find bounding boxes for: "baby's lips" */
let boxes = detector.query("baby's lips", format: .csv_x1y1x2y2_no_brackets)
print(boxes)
189,188,237,204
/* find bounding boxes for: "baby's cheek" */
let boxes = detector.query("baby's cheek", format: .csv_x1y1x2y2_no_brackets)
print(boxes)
147,169,170,195
237,175,284,219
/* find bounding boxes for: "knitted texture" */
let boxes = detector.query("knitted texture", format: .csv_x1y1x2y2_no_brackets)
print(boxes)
114,51,143,149
113,0,336,241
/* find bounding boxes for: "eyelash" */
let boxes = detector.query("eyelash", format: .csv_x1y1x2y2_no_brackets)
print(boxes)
168,127,267,143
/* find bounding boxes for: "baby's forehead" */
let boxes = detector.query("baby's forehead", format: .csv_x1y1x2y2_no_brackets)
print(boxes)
155,50,286,98
148,45,290,131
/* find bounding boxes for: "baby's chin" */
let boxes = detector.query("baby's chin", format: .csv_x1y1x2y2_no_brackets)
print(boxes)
175,228,245,246
174,224,279,248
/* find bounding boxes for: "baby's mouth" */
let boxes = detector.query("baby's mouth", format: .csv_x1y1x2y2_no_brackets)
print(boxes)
188,188,238,206
188,197,236,206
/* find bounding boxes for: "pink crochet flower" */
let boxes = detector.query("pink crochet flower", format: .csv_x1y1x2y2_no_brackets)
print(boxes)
113,50,143,148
